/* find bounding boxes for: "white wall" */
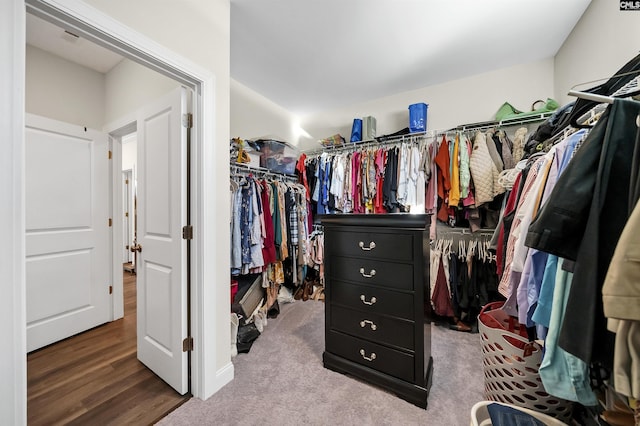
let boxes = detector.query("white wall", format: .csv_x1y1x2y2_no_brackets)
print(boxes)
121,133,137,172
231,78,296,143
104,58,179,125
25,45,105,129
554,0,640,105
296,58,555,150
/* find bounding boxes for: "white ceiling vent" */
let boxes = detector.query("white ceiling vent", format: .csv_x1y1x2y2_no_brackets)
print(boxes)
61,30,79,43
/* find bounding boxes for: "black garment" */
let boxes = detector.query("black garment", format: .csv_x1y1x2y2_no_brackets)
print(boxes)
382,148,399,212
306,159,317,213
527,99,640,366
525,107,612,261
375,127,410,142
456,256,470,311
284,187,295,251
629,122,640,207
524,101,575,156
561,52,640,130
449,254,460,318
491,133,504,164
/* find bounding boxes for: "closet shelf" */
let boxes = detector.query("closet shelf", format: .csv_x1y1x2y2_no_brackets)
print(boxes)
304,113,552,156
230,162,298,181
304,131,431,156
452,112,553,132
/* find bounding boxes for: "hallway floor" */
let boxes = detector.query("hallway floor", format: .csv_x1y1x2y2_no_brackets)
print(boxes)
27,270,190,425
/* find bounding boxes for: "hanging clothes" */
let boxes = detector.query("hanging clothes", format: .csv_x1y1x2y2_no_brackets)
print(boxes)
498,155,545,317
425,142,438,213
449,134,461,207
527,99,640,367
260,181,277,265
459,133,471,199
469,131,502,206
432,253,454,317
537,260,598,406
411,145,426,214
435,136,451,222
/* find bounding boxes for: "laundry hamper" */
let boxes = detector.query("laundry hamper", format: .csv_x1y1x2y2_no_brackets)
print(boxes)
478,302,573,422
470,401,568,426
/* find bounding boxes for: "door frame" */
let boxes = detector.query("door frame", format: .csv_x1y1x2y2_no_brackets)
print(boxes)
2,0,233,421
122,168,133,266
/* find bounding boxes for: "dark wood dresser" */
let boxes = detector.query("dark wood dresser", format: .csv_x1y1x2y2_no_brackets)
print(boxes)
320,214,432,409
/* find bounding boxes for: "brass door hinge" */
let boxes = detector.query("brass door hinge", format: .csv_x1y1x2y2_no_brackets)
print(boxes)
108,218,113,227
109,285,113,294
182,113,193,129
125,212,129,217
182,225,193,240
108,150,112,159
182,336,193,352
125,179,129,185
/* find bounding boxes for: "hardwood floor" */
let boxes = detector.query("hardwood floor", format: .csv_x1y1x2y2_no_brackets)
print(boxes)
27,271,190,425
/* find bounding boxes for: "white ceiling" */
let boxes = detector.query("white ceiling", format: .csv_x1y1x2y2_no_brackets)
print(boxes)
26,1,592,115
26,13,123,74
232,0,592,115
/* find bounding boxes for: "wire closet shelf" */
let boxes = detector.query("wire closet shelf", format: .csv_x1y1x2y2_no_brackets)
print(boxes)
303,112,553,157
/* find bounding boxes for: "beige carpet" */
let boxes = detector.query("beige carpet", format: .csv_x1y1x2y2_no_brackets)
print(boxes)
158,300,484,426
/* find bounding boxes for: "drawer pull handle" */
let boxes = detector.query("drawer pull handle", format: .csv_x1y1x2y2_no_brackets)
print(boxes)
360,295,377,305
359,268,376,278
359,349,377,361
360,319,377,331
358,241,376,251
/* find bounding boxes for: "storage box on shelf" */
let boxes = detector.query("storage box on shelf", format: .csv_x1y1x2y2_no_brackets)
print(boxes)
255,139,298,175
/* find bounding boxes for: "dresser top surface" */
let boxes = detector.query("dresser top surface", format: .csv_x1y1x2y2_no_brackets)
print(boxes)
318,214,430,228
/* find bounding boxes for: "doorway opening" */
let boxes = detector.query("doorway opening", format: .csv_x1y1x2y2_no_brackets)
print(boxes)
23,0,213,420
17,2,228,419
122,133,137,274
26,122,186,425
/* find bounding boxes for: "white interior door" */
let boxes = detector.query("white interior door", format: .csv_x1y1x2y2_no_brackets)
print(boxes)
136,87,189,394
25,114,110,352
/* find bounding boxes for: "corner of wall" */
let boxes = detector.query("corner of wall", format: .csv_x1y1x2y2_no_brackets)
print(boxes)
553,0,640,105
230,78,299,145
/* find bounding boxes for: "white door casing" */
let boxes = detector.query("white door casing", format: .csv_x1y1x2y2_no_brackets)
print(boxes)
25,114,111,352
8,3,231,417
136,87,189,394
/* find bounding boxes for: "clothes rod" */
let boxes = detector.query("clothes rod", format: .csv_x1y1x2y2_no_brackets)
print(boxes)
230,163,298,181
304,131,433,156
567,90,614,105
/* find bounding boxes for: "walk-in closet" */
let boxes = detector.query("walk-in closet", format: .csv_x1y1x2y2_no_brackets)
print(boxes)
4,1,640,425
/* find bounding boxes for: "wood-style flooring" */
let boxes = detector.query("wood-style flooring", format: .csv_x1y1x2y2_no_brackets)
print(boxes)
27,271,190,425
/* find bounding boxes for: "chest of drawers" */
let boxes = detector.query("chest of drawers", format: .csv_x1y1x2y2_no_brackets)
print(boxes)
320,214,432,409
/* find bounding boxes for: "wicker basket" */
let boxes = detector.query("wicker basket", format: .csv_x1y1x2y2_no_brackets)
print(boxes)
478,302,573,422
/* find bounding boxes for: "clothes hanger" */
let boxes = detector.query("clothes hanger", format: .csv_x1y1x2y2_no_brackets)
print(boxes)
564,56,640,129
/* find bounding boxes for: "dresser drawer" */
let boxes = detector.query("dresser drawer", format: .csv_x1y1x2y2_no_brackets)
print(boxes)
331,280,414,320
330,305,414,351
326,230,414,262
330,256,413,291
326,330,414,383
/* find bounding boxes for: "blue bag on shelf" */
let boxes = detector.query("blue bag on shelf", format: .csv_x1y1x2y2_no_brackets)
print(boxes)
408,103,428,133
350,118,363,142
